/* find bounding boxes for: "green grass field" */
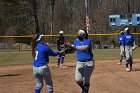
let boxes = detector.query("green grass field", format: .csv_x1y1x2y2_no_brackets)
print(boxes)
0,48,139,66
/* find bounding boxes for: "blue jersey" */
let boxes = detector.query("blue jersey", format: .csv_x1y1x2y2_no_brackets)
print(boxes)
74,39,93,62
118,35,123,46
33,42,60,67
122,33,134,46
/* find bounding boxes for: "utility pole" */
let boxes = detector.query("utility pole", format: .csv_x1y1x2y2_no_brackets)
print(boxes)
50,0,55,35
31,0,40,34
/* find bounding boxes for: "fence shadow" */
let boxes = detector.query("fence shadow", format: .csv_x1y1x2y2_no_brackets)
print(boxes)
0,73,22,77
132,68,140,71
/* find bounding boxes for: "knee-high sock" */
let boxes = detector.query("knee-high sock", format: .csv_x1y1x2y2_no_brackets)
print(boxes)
77,82,84,90
120,55,123,63
58,57,61,66
61,56,65,64
35,88,41,93
48,90,53,93
130,59,132,69
126,60,129,68
84,83,90,93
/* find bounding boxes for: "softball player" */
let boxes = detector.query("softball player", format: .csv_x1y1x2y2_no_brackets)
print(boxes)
32,34,62,93
74,29,95,93
118,31,124,65
122,27,135,72
56,31,66,68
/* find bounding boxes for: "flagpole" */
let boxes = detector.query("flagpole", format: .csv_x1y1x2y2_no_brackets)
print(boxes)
85,0,90,33
85,0,88,15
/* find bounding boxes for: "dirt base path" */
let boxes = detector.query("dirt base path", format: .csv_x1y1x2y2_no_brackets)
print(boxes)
0,59,140,93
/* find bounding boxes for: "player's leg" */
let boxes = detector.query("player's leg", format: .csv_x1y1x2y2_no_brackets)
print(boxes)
57,46,61,67
41,65,53,93
75,62,85,92
33,66,44,93
83,61,95,93
61,55,65,64
118,46,123,65
61,54,67,68
59,46,66,67
129,58,133,71
129,47,133,71
57,55,61,67
125,46,130,71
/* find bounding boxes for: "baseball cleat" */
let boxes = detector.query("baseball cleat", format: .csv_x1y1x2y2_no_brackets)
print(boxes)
118,63,122,65
81,90,84,93
57,65,61,68
81,90,88,93
126,68,130,72
130,67,132,71
60,64,68,68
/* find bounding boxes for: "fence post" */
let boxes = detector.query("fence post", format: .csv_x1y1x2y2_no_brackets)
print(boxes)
18,43,21,51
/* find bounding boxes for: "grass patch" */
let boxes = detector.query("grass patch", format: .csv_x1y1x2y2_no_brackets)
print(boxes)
0,47,140,66
0,51,32,66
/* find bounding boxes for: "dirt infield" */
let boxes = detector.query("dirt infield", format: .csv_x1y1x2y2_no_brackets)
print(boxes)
0,59,140,93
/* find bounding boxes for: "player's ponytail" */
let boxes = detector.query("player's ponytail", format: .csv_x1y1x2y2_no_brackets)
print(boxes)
82,29,88,39
31,34,39,58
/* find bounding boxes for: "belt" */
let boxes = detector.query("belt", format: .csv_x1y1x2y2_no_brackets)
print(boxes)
78,59,93,62
34,64,47,67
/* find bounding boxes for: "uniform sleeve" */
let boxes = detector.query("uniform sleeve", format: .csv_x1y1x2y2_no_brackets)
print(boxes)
85,40,91,47
118,37,122,46
46,46,60,56
118,37,120,43
122,35,125,46
74,40,76,47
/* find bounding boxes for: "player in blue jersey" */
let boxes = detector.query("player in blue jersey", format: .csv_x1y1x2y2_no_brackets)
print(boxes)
122,27,135,72
118,31,124,65
74,29,95,93
32,34,63,93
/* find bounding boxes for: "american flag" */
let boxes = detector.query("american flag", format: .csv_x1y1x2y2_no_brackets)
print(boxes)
86,15,90,33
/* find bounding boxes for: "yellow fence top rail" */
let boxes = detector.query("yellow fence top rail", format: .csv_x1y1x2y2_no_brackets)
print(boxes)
0,33,140,38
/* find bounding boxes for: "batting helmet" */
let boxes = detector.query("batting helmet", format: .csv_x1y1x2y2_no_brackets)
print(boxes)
59,31,64,34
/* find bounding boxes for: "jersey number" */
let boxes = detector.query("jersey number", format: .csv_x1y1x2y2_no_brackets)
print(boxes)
35,51,38,60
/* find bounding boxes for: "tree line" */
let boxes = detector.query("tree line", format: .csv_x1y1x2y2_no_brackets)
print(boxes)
0,0,140,45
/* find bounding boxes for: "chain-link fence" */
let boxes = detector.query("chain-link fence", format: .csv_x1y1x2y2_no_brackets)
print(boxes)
0,34,139,51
